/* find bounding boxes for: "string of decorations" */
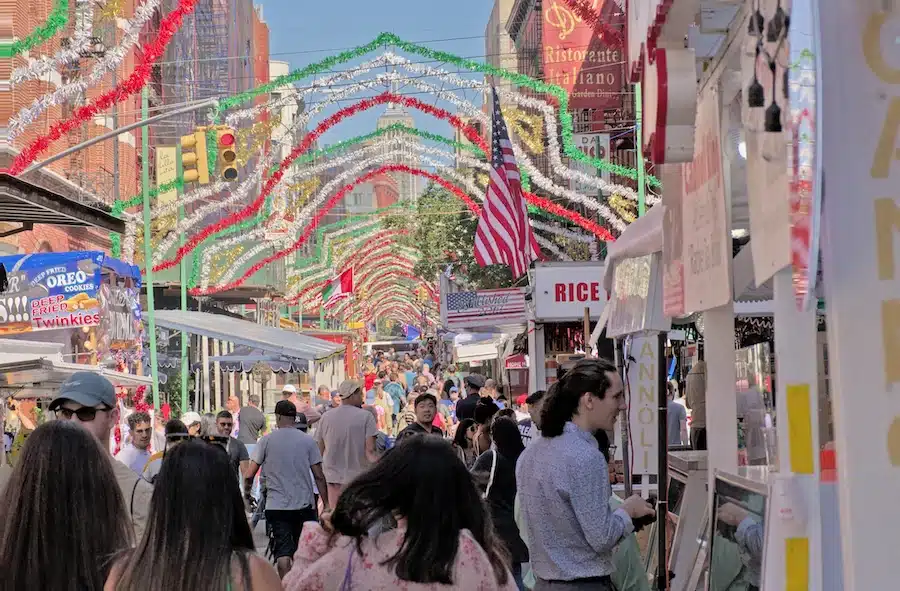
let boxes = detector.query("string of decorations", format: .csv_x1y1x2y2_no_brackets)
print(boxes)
191,166,440,295
8,0,162,139
530,219,596,243
388,54,653,198
155,92,484,272
191,122,616,288
11,0,92,83
207,161,476,290
99,0,125,21
212,33,655,186
196,151,432,288
206,161,614,296
560,0,624,45
535,233,574,262
298,243,419,305
0,0,69,58
207,123,481,247
5,0,198,173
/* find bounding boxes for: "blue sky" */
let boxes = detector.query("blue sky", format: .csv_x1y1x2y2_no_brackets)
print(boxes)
259,0,494,145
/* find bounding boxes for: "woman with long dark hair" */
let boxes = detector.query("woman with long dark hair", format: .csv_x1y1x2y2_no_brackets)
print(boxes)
473,416,528,589
451,418,477,468
284,435,517,590
106,439,280,591
0,421,133,590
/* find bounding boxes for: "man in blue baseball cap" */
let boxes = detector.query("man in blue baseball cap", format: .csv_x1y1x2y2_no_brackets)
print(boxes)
49,371,153,540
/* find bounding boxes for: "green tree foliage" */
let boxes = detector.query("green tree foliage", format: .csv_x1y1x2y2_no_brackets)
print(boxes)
383,183,517,290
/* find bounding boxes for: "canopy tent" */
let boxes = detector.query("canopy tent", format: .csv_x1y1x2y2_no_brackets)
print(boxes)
207,344,309,373
0,338,152,399
153,311,344,361
455,337,504,364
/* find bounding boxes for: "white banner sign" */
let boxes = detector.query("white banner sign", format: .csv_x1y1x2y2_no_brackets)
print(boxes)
746,131,791,285
819,4,900,589
627,335,659,477
533,262,606,322
681,84,731,312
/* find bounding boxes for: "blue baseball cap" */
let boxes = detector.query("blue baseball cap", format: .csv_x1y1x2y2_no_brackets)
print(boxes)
49,371,116,411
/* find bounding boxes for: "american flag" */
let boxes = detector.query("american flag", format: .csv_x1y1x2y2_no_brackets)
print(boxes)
473,87,542,278
445,288,527,330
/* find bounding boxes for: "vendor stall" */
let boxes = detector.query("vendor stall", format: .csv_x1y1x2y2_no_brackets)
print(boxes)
153,310,346,409
527,261,610,392
0,251,144,371
619,0,839,588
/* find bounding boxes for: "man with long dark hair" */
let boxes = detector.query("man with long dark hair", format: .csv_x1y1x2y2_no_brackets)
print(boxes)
49,372,153,541
245,400,328,578
516,359,654,591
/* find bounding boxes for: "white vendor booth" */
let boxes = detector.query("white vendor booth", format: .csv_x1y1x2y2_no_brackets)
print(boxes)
606,0,873,588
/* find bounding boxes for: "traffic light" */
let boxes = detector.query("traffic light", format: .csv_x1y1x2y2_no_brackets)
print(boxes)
215,125,238,181
180,128,210,185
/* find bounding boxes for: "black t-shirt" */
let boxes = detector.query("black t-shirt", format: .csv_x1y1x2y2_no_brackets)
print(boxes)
395,422,444,444
237,406,265,444
455,394,480,422
227,438,249,478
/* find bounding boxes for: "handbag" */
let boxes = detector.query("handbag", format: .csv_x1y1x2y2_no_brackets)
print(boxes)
483,449,498,500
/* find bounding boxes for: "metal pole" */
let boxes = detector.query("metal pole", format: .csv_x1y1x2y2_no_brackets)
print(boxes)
177,143,188,414
615,338,633,497
319,305,325,330
635,82,647,217
141,88,161,410
656,331,669,590
111,67,119,205
22,99,218,175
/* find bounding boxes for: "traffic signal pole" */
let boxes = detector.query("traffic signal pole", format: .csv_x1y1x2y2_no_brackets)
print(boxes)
21,98,218,175
140,88,161,410
176,142,189,414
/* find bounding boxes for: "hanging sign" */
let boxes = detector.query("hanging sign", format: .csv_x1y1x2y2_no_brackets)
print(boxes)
99,285,144,350
0,252,104,335
627,335,659,477
680,84,731,312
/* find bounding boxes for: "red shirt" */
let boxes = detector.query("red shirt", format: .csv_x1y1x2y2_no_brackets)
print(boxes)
364,373,376,392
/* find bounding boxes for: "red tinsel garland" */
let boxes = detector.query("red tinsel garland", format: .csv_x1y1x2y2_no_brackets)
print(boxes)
5,0,200,175
157,93,487,273
287,232,410,304
525,191,616,242
560,0,624,45
188,165,443,295
190,163,614,296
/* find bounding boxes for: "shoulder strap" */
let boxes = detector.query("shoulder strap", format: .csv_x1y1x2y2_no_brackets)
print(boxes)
483,450,498,499
130,476,140,520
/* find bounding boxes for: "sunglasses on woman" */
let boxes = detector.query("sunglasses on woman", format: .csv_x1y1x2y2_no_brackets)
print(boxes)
56,405,113,422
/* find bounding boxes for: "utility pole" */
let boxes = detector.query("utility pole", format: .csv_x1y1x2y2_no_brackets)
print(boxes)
141,87,161,409
635,82,647,217
177,143,189,413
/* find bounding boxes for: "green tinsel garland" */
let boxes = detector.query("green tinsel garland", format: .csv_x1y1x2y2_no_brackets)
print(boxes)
216,32,659,187
0,0,68,57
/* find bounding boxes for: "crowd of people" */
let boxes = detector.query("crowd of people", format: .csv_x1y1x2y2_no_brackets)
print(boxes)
0,348,657,591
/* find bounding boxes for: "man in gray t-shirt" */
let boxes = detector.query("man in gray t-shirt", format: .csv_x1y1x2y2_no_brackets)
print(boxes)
245,400,329,578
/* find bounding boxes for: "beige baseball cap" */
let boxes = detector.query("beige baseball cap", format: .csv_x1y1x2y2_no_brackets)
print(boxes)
338,379,362,399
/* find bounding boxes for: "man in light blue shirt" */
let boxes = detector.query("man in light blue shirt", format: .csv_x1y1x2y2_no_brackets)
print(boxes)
517,359,654,590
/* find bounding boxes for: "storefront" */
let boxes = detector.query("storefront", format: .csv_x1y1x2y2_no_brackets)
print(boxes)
527,261,609,392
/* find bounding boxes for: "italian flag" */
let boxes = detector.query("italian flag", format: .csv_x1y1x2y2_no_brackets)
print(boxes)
322,268,353,308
